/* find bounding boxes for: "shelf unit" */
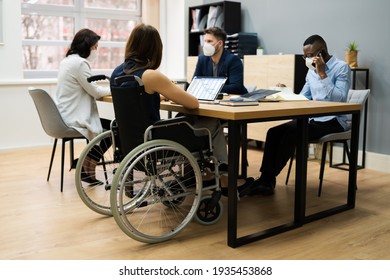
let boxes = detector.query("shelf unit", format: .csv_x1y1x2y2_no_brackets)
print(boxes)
188,1,241,56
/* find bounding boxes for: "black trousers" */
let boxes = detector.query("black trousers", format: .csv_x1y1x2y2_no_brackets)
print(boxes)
88,118,112,162
260,118,344,178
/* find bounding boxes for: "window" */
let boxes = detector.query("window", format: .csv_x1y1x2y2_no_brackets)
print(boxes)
21,0,141,78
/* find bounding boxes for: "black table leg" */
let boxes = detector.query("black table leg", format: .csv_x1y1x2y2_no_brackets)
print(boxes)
227,120,240,248
295,118,308,225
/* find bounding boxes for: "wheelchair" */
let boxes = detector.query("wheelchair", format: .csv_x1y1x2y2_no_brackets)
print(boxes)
75,75,120,216
75,75,223,243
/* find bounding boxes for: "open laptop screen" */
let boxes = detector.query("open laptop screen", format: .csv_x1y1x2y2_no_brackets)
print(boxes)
186,76,227,101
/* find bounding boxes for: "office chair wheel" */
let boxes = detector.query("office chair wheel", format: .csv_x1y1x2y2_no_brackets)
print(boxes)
110,139,202,243
75,130,118,216
194,194,223,225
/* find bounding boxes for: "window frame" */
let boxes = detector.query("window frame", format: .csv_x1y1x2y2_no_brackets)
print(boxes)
21,0,142,79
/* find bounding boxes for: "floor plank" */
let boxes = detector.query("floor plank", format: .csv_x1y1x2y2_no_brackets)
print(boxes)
1,143,389,260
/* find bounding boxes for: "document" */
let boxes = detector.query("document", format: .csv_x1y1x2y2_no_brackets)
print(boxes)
265,87,309,101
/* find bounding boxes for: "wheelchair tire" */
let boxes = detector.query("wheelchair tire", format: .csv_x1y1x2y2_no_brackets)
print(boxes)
110,139,202,243
75,130,119,216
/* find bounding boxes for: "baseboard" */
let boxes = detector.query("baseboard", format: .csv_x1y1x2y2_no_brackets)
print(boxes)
332,146,390,173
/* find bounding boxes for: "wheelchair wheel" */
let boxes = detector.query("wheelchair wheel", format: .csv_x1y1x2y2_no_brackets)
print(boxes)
75,130,119,216
194,194,223,225
110,139,202,243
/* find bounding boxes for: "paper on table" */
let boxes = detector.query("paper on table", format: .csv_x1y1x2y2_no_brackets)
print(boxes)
266,87,309,101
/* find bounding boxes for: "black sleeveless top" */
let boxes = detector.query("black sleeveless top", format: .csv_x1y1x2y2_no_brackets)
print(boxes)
110,60,160,125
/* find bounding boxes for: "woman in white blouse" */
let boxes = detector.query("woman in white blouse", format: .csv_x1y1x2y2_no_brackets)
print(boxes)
55,28,110,185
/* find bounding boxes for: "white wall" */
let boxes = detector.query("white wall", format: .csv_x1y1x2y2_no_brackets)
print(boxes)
0,0,23,79
159,0,186,80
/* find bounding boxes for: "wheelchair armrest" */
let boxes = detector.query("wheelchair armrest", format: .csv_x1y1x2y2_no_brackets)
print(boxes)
87,75,110,83
144,117,213,154
153,116,195,126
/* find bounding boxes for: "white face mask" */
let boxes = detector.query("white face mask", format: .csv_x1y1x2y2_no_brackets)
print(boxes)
203,43,216,56
87,49,98,62
305,57,316,71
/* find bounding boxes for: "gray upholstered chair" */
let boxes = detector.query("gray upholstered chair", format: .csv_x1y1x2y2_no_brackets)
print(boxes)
29,88,87,192
285,89,370,196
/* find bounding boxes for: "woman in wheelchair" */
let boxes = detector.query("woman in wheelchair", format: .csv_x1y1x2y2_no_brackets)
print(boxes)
111,23,253,196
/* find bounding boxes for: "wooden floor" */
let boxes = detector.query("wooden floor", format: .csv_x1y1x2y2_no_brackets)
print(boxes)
1,142,390,260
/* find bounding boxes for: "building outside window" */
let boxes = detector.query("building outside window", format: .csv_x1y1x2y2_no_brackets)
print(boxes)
21,0,141,78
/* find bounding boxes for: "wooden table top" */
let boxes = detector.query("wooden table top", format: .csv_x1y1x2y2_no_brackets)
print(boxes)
100,96,361,121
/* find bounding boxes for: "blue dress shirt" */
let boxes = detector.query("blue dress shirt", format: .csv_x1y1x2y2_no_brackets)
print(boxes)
300,56,351,130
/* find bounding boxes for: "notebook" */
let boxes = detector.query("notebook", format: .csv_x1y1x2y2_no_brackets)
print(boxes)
241,89,280,101
219,98,259,106
186,76,227,103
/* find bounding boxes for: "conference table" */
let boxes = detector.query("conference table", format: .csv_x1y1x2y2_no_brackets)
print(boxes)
102,96,362,248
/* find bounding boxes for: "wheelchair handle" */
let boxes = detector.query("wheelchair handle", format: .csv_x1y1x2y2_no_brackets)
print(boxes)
114,75,144,86
87,75,110,83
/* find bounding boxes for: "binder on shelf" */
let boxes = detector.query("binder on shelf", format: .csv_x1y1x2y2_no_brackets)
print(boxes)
215,13,224,29
207,5,223,28
199,15,208,31
191,8,201,31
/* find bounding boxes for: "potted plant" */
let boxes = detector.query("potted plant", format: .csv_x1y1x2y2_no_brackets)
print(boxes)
345,41,358,68
256,46,264,55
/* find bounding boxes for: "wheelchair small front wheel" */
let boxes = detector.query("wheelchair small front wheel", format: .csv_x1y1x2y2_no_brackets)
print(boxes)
194,194,223,225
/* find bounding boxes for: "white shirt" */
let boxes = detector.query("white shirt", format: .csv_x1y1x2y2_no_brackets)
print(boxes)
54,54,110,140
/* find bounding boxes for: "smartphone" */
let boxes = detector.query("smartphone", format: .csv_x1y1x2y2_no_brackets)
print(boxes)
318,49,327,57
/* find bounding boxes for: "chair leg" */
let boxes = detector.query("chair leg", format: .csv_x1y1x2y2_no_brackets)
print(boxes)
47,138,58,181
61,139,66,192
344,141,351,163
329,142,334,167
318,142,328,197
285,153,294,185
69,138,75,171
343,141,358,190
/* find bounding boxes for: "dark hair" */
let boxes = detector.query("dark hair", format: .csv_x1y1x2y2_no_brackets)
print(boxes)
303,34,327,48
66,28,101,58
123,23,163,75
204,27,227,44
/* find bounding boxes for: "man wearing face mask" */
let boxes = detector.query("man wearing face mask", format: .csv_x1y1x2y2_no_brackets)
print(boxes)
55,28,111,185
193,27,248,94
248,34,351,196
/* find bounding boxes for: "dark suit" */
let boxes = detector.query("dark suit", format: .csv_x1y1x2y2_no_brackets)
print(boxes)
193,49,248,94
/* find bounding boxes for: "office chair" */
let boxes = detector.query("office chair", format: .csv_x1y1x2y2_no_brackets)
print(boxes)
29,88,88,192
285,89,370,196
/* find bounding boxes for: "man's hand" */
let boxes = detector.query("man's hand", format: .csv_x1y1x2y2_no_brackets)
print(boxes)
313,53,327,79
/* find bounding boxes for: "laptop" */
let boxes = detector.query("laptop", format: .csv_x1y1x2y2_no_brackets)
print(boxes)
241,88,280,101
186,76,227,103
